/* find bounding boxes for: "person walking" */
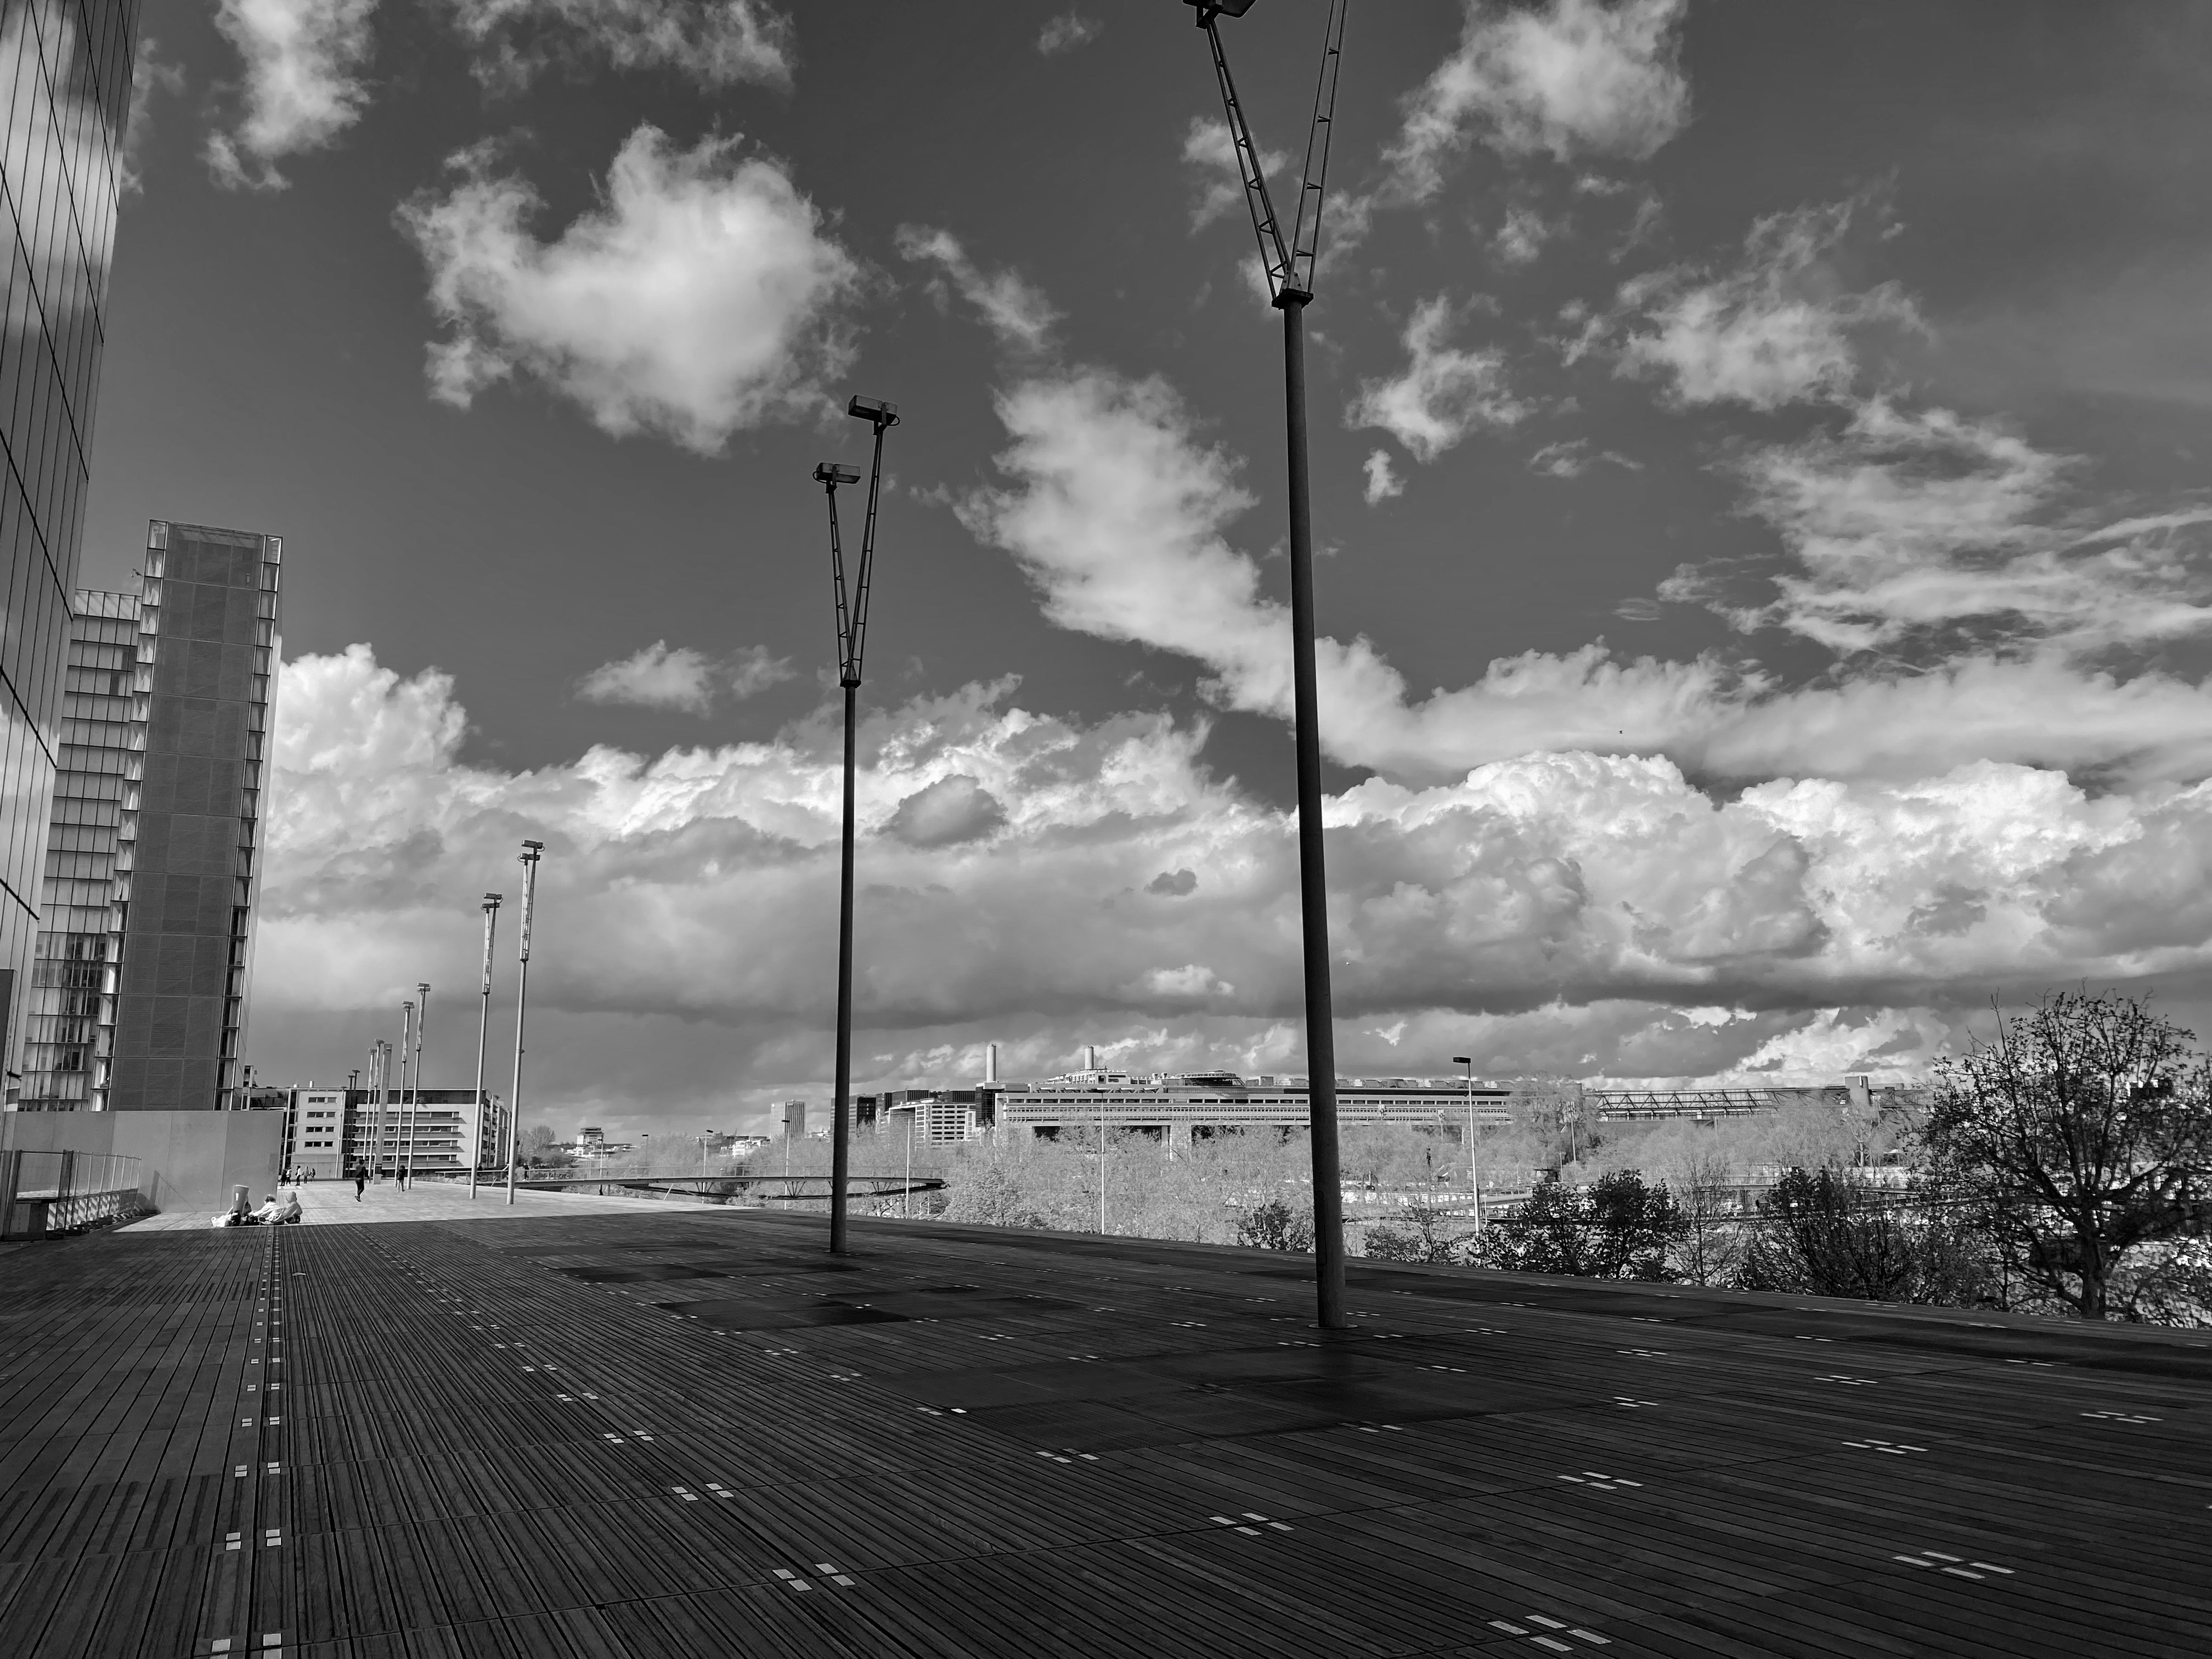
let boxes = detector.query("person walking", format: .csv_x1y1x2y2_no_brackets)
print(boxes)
354,1167,366,1201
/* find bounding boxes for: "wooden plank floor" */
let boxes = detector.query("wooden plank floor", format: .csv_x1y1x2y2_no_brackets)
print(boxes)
4,1206,2209,1657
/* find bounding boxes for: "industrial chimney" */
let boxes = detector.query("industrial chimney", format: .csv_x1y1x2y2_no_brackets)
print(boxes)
985,1042,999,1086
1085,1045,1099,1071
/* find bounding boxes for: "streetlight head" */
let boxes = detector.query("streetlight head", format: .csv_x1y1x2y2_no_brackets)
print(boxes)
846,394,900,426
521,839,545,852
1453,1056,1473,1065
484,892,503,907
1186,0,1259,16
814,461,861,486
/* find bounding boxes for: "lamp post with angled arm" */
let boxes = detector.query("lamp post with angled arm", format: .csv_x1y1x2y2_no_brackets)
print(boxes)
470,894,501,1199
506,840,544,1206
814,394,900,1256
1182,0,1353,1328
1454,1054,1484,1232
409,982,428,1183
394,1002,414,1180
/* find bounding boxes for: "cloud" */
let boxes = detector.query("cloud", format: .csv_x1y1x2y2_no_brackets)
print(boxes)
206,0,378,190
121,40,187,196
442,0,794,92
1362,449,1405,505
398,125,862,452
1660,400,2212,660
253,645,2212,1125
962,364,2212,789
1347,296,1526,462
1617,199,1923,411
1385,0,1689,201
575,641,795,714
1181,115,1290,233
1493,203,1556,265
884,775,1008,848
1036,12,1101,57
894,225,1059,355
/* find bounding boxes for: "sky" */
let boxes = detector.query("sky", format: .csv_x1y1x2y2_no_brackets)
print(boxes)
85,0,2212,1137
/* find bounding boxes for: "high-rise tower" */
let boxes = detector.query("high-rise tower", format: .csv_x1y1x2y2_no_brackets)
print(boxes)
0,0,143,1097
100,522,282,1110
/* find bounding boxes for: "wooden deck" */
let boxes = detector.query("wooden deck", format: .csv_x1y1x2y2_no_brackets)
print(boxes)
3,1204,2208,1657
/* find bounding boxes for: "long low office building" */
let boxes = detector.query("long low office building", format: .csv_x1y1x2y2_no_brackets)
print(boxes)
859,1071,1880,1144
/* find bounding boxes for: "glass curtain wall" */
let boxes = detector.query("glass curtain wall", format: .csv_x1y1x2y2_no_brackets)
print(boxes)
16,584,129,1106
0,0,139,1097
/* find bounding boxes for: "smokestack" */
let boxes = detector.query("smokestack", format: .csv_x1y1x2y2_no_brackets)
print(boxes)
1085,1045,1098,1071
985,1042,999,1086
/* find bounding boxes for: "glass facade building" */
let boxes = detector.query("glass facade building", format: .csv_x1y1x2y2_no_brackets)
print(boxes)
102,522,281,1110
0,0,140,1093
16,583,130,1107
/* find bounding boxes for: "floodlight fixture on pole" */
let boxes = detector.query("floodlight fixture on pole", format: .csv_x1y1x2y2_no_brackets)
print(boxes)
471,893,502,1199
506,840,545,1206
1181,0,1353,1329
815,394,901,1257
1454,1054,1485,1231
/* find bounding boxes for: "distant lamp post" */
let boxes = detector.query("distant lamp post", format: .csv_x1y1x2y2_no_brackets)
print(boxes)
1182,0,1353,1329
506,839,545,1206
396,1001,415,1178
1454,1054,1484,1232
410,981,430,1182
814,393,901,1256
470,893,502,1199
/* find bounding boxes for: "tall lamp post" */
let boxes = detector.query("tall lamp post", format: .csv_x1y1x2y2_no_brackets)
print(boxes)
395,1001,414,1179
506,840,544,1206
814,393,900,1256
1453,1054,1484,1232
1183,0,1352,1328
470,893,502,1199
409,982,429,1183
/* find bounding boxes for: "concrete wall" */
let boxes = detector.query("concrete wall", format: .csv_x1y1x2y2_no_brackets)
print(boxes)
0,1110,285,1213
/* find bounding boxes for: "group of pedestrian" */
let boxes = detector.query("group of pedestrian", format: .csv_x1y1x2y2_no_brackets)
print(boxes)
211,1188,301,1228
346,1166,411,1201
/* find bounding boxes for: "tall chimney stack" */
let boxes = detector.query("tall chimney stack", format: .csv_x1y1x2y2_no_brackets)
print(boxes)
985,1042,999,1086
1085,1045,1098,1071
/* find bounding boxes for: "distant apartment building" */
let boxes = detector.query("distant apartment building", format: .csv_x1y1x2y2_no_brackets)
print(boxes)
15,522,283,1110
277,1086,505,1180
0,1,143,1094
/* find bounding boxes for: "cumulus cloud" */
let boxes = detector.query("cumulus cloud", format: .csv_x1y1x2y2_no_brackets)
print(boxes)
398,126,862,452
1347,296,1526,461
206,0,378,190
961,364,2212,789
442,0,794,92
1037,12,1100,57
884,775,1007,848
575,641,793,714
1617,199,1923,411
255,645,2212,1125
894,225,1059,355
1362,449,1404,505
1385,0,1689,200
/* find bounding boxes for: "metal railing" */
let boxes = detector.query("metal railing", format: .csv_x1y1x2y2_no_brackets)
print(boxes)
0,1150,149,1238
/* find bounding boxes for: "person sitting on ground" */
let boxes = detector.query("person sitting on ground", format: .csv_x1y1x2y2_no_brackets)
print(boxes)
273,1189,303,1225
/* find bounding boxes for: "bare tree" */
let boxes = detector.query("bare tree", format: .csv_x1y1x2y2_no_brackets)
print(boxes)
1925,991,2212,1321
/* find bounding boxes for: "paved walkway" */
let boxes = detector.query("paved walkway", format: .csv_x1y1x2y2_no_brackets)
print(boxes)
5,1207,2209,1656
121,1175,720,1230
